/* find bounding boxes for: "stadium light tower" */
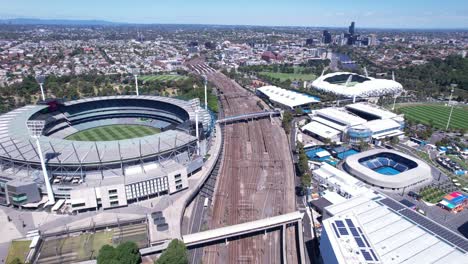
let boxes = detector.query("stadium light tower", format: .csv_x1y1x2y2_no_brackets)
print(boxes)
27,120,55,206
195,110,200,155
447,84,456,106
35,74,46,101
203,75,208,110
392,93,399,111
446,104,454,130
132,68,140,96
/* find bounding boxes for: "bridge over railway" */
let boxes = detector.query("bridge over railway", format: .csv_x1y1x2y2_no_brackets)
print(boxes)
141,211,306,264
216,110,281,124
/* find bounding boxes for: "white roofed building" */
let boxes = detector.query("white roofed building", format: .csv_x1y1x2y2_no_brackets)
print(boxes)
312,72,403,98
320,194,468,264
302,102,405,145
313,163,369,199
256,85,320,110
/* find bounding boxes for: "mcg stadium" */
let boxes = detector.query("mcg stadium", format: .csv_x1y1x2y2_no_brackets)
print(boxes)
311,72,403,98
0,95,213,210
343,149,432,190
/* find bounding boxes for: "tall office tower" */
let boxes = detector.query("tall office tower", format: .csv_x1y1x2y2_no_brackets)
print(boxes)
349,21,355,35
368,34,377,46
322,30,332,44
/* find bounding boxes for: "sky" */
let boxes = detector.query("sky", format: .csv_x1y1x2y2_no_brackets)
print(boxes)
0,0,467,29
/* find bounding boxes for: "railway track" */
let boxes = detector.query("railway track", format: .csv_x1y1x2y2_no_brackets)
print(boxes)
200,71,298,263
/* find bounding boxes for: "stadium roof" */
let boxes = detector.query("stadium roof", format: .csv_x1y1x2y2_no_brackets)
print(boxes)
0,96,204,168
346,103,398,120
315,107,367,127
302,121,341,139
362,119,401,133
344,149,432,189
322,194,468,263
257,85,320,109
312,72,403,98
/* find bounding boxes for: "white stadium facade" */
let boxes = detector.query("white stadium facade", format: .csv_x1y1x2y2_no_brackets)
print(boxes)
312,72,403,98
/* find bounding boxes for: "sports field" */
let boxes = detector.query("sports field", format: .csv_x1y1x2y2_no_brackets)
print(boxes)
259,72,317,82
139,74,187,82
397,104,468,130
66,125,160,141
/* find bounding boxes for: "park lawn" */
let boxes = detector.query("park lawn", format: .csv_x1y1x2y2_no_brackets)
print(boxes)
139,75,187,82
420,187,446,204
66,125,160,141
6,240,31,264
397,104,468,130
259,72,317,82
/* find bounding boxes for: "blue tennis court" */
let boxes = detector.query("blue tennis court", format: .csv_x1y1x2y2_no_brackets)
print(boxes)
337,149,359,160
375,166,401,176
306,147,326,159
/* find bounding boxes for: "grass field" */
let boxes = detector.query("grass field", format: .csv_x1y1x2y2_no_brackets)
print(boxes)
6,240,31,263
139,74,187,82
66,125,160,141
259,72,317,82
38,224,148,263
396,104,468,130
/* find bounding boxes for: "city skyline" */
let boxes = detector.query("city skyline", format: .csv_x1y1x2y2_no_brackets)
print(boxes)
1,0,468,29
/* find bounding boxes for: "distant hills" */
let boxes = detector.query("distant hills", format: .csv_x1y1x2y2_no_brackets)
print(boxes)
0,18,122,25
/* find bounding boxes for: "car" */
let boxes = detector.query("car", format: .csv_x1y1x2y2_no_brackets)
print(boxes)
408,191,422,200
295,186,305,196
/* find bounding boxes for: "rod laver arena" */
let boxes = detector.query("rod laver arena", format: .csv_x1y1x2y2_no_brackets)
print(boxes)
343,149,432,190
0,95,213,210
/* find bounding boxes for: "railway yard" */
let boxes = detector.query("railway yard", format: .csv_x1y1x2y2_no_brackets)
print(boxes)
192,67,298,263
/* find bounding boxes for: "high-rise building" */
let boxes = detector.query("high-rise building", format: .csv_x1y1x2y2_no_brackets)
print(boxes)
349,21,355,35
367,34,377,46
322,30,332,44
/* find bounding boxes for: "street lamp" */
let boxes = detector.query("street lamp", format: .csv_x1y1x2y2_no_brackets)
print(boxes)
195,110,200,155
131,68,140,96
35,74,46,101
27,120,55,206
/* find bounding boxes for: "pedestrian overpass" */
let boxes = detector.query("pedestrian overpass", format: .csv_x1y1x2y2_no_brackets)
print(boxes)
216,110,281,125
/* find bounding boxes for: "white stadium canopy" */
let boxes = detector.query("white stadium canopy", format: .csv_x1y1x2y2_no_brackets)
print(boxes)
312,72,403,98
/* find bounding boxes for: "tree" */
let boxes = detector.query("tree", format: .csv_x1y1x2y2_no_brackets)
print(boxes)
390,136,400,146
296,142,309,176
116,242,141,264
281,111,293,134
97,242,140,264
155,239,188,264
8,258,23,264
97,245,117,264
300,173,312,192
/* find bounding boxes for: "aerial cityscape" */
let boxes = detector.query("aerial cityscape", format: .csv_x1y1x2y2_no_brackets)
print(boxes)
0,0,467,263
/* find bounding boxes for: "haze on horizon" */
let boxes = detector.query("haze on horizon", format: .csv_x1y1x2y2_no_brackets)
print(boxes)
0,0,468,29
